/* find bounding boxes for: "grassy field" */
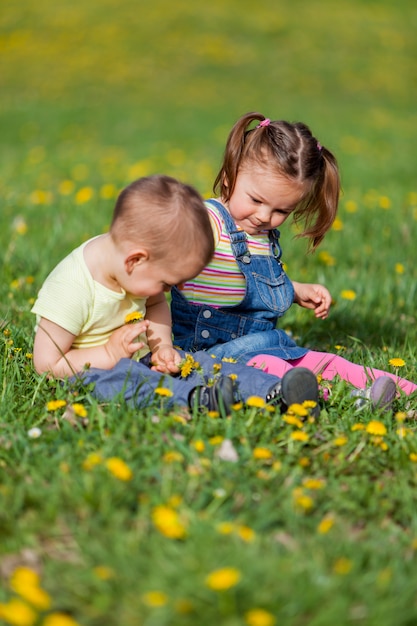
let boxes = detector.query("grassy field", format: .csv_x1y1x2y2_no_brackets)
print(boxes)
1,0,417,624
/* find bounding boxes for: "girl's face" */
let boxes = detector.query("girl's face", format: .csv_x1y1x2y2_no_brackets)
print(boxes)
224,162,306,235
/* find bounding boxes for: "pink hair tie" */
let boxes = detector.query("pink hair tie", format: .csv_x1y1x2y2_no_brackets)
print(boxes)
257,118,271,128
317,142,323,151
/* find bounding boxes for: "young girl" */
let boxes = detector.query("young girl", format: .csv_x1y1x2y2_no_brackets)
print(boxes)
171,112,416,409
31,174,321,416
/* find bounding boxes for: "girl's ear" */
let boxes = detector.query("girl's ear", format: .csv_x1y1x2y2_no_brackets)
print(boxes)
125,249,148,274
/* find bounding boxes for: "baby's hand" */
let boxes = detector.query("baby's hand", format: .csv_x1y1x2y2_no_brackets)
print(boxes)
150,344,181,374
105,321,150,366
293,282,332,319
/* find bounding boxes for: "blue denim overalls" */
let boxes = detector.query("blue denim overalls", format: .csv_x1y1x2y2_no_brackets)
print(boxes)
171,200,309,363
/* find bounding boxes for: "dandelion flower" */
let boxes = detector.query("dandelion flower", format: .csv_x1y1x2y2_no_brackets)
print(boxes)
409,453,417,463
152,505,187,539
290,431,309,442
75,186,94,204
82,452,103,471
303,478,325,490
237,525,256,543
0,598,37,626
287,403,309,417
246,396,267,408
333,436,348,447
46,399,67,411
205,567,241,591
154,387,173,397
333,557,353,575
141,591,168,607
340,289,356,301
317,515,334,534
71,403,87,418
366,420,387,436
245,608,276,626
124,311,144,324
162,451,184,463
389,358,405,368
253,447,273,460
193,439,205,453
42,613,81,626
105,457,133,481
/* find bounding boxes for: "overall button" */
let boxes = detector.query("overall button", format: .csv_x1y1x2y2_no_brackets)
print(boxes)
231,333,237,339
202,309,212,318
201,330,210,339
242,255,251,264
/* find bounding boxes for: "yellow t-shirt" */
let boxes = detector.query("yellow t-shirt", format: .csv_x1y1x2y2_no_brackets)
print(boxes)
31,238,149,356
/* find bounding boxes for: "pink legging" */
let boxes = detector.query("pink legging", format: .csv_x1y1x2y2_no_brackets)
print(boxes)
246,351,417,395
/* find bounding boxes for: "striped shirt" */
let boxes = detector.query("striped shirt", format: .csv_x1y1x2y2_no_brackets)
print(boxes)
180,200,271,307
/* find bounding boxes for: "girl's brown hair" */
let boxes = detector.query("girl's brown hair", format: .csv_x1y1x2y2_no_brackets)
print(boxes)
213,112,340,250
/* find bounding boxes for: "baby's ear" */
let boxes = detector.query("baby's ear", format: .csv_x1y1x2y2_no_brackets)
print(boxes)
125,249,148,273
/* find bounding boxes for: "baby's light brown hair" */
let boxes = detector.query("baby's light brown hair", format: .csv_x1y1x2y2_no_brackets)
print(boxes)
111,175,214,266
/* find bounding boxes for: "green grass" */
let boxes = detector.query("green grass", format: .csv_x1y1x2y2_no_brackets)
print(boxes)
1,0,417,624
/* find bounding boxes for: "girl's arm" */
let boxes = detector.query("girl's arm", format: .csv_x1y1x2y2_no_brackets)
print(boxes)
292,281,332,319
145,292,181,374
33,317,150,377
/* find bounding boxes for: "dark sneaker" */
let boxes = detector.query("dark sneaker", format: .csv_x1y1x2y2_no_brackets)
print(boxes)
266,367,320,418
353,376,396,412
188,376,235,417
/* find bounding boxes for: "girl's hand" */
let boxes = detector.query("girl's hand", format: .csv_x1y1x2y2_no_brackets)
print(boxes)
104,320,150,365
150,344,181,374
293,282,332,319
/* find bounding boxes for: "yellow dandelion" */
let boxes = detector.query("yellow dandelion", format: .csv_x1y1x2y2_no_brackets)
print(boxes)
124,311,144,324
318,251,336,267
162,451,184,463
232,402,244,411
333,557,353,575
344,200,358,213
340,289,356,301
332,217,344,231
174,598,194,614
245,608,276,626
379,196,391,209
303,478,325,490
237,525,256,543
216,521,235,535
71,403,87,418
333,436,348,447
193,439,205,453
395,412,407,422
205,567,241,591
82,452,103,471
13,216,28,235
293,493,314,511
351,423,365,431
105,457,133,481
0,598,37,626
409,453,417,463
152,505,187,539
100,184,118,199
141,591,168,607
222,357,237,363
179,358,195,377
209,435,224,446
246,396,267,408
366,420,387,436
298,456,310,467
389,357,405,368
213,363,222,373
287,403,309,417
58,180,75,195
42,613,82,626
208,410,220,419
317,515,334,534
93,566,115,580
154,387,173,397
75,186,94,204
290,431,309,442
167,494,182,508
46,399,67,411
395,263,405,274
253,447,273,460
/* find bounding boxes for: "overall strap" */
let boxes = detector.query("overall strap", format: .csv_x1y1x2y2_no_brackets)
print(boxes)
268,228,283,263
206,199,251,264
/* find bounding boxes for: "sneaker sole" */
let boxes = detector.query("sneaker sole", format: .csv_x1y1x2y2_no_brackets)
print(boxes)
370,377,396,411
281,367,320,417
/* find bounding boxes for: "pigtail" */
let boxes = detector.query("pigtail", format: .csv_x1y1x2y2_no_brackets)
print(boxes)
213,112,265,201
294,146,340,251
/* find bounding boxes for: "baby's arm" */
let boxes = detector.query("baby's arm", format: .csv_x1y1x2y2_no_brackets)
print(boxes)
33,317,150,377
145,292,181,374
292,281,332,319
